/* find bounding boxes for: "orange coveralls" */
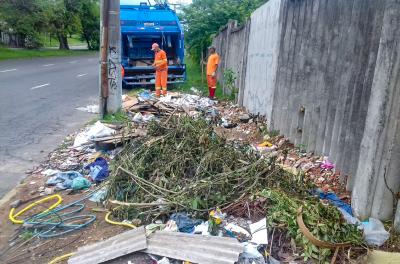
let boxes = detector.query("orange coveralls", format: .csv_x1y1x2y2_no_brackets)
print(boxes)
207,53,220,98
154,50,168,96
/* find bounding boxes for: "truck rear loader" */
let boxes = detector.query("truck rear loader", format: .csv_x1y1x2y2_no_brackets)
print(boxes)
120,1,186,87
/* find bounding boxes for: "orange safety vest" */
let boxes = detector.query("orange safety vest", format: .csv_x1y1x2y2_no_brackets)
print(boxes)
154,50,168,71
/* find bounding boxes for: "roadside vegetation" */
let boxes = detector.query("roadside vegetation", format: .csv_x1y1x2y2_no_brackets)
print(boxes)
0,0,99,50
181,0,268,61
176,56,227,99
0,46,95,61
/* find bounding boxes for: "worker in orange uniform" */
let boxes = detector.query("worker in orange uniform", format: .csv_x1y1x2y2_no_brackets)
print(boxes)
151,43,168,97
206,46,220,99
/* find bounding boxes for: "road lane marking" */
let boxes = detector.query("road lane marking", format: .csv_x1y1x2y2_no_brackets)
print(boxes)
77,73,88,77
30,83,50,90
0,69,17,73
69,60,78,64
42,64,55,67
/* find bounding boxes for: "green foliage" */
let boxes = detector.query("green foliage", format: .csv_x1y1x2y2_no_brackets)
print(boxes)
79,0,100,50
181,0,268,60
261,189,364,262
0,0,45,48
102,111,131,124
0,0,100,50
223,68,238,100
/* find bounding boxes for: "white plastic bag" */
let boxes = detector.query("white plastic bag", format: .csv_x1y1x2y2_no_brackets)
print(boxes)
73,121,116,148
362,218,390,246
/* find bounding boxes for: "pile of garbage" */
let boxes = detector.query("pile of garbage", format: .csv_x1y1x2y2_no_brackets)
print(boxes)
3,91,395,264
105,114,365,262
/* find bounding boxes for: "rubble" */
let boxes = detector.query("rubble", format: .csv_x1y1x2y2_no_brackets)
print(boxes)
2,91,394,264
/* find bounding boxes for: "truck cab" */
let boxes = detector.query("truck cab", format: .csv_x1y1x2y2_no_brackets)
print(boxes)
120,1,186,87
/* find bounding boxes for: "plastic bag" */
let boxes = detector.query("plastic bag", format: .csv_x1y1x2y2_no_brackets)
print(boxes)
170,213,202,233
237,243,266,264
362,218,390,246
71,177,91,190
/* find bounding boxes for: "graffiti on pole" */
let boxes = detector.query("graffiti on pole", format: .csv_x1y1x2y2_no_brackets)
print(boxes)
108,46,119,92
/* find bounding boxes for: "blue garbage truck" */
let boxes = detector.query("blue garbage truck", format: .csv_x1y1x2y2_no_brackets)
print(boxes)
120,1,186,87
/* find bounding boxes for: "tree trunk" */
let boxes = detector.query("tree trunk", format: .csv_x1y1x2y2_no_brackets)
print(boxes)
57,32,69,50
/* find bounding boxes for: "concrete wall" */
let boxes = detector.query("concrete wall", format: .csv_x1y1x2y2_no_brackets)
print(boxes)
213,0,400,225
213,20,251,103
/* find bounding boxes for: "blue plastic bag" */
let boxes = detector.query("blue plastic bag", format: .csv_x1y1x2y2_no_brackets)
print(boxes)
84,157,109,182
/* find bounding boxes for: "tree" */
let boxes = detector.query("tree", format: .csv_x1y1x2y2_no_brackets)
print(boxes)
42,0,82,50
0,0,45,48
79,0,100,50
181,0,268,61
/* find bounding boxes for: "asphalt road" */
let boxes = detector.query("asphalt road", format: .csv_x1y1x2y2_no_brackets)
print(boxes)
0,54,99,198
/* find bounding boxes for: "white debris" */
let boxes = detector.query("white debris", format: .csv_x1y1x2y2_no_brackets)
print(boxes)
76,104,99,114
249,218,268,245
41,169,60,176
73,121,116,148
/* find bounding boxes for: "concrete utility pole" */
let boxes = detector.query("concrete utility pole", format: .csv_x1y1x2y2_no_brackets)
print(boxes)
99,0,122,118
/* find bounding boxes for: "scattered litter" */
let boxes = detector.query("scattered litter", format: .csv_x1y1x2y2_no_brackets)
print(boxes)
362,218,390,246
76,105,99,114
84,157,109,182
317,190,353,216
157,257,171,264
133,112,143,123
46,171,83,190
41,169,60,176
164,220,179,232
138,90,153,101
71,177,91,190
89,187,107,203
170,213,202,233
239,114,251,123
320,157,335,170
209,209,226,236
249,218,268,245
73,121,116,148
194,221,210,235
238,242,266,264
224,223,251,241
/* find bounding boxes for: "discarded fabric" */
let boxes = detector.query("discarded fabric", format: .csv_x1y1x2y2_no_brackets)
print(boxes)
320,158,335,170
169,213,202,233
317,191,353,216
47,171,82,190
71,177,91,190
84,157,109,182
